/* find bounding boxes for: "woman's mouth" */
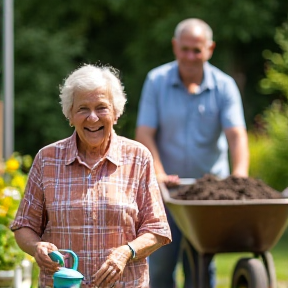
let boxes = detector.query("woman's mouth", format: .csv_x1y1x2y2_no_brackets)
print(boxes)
85,126,104,132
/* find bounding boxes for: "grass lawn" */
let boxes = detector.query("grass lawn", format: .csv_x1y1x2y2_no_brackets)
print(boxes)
176,226,288,288
215,226,288,288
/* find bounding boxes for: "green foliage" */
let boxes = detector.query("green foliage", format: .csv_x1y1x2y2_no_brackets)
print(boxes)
14,26,83,155
248,104,288,191
0,0,287,156
249,21,288,191
248,132,271,181
260,22,288,98
0,153,32,270
0,225,24,270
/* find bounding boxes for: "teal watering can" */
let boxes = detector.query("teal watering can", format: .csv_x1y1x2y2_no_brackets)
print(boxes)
48,249,84,288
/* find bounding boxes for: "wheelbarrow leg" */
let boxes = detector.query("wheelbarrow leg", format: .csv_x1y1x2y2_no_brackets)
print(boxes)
180,238,214,288
260,251,277,288
180,237,198,288
198,253,214,288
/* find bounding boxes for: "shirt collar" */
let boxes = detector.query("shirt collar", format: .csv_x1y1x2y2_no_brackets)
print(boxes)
171,61,215,91
202,62,215,91
170,61,182,87
105,131,120,166
65,130,120,166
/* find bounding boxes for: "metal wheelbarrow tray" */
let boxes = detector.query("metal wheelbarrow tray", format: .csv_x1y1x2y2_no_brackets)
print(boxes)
158,180,288,288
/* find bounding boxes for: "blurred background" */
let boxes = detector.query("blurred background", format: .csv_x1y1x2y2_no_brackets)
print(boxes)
1,1,288,287
0,0,287,157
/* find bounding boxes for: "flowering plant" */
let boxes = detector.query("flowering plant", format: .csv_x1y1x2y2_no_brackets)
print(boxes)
0,152,33,270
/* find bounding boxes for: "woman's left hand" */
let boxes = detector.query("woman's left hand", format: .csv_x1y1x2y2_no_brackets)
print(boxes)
91,245,131,287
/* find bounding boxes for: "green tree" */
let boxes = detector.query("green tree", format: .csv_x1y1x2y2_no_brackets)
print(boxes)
260,22,288,98
249,21,288,191
0,0,287,157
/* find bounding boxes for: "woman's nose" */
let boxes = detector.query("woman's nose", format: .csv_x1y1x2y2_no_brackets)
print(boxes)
87,111,99,121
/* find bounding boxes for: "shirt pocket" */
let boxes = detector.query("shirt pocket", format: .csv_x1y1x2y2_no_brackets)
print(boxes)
193,101,221,145
94,181,138,230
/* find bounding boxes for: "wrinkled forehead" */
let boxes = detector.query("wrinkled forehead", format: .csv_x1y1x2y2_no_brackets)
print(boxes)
74,85,112,100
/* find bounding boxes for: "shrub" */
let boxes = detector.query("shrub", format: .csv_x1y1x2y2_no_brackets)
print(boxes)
0,153,32,270
249,21,288,192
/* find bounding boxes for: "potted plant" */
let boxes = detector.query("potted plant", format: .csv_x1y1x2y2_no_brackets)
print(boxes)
0,153,33,286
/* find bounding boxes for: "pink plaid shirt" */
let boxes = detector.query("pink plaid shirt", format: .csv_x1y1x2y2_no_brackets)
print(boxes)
11,131,171,288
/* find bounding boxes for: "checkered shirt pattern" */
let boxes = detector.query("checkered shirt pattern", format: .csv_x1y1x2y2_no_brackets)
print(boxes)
11,131,171,288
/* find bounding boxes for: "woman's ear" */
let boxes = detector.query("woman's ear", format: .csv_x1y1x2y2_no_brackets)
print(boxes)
113,110,119,125
67,117,74,127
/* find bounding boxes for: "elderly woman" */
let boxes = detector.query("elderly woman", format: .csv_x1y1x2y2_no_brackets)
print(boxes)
10,64,171,288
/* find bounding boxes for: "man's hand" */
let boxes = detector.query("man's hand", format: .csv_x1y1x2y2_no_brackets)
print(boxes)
157,173,180,187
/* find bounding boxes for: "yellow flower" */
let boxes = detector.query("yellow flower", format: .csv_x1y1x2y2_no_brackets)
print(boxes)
11,175,26,194
0,153,32,271
6,158,20,172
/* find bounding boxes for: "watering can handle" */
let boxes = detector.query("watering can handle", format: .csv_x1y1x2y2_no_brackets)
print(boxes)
48,249,79,271
58,249,79,271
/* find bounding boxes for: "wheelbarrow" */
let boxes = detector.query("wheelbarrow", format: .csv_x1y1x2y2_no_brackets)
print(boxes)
158,179,288,288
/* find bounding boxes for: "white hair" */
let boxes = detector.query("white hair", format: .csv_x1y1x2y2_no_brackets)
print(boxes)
174,18,213,44
59,64,127,120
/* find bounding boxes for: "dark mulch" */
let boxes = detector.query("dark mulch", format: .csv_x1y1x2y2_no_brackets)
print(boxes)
173,174,282,200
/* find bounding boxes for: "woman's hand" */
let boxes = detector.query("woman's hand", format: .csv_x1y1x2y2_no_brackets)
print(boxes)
34,241,59,273
91,245,131,287
14,228,59,274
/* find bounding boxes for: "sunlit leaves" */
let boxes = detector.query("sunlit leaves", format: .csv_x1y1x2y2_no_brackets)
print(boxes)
0,153,32,270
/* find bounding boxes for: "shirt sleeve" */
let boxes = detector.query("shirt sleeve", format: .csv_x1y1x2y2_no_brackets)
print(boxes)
10,151,47,236
135,150,172,244
136,73,159,129
219,77,246,129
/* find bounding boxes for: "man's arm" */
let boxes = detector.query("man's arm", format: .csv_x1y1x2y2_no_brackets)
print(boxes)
135,126,179,185
135,126,165,176
225,126,249,177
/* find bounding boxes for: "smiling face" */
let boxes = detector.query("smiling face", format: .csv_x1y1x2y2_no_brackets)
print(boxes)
70,88,115,154
172,27,215,80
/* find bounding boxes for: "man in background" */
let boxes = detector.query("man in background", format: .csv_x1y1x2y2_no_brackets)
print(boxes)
135,18,249,288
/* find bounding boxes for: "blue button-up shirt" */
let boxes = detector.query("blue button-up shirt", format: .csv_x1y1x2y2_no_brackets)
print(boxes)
136,61,246,179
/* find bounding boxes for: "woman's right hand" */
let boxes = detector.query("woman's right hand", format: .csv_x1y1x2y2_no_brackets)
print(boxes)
34,241,60,273
14,228,59,273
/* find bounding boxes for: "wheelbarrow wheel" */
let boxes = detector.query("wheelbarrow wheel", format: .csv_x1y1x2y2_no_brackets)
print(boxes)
231,257,268,288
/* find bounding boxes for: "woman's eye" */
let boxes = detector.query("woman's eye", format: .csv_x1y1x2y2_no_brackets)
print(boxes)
97,106,109,112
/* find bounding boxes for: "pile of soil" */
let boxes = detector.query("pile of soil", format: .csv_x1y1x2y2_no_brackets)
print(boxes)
173,174,282,200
